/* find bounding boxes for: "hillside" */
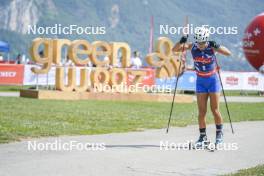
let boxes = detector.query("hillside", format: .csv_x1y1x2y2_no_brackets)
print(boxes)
0,0,263,71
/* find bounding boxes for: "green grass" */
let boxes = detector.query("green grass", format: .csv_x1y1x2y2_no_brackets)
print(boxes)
224,90,261,97
223,164,264,176
0,85,31,92
0,97,264,143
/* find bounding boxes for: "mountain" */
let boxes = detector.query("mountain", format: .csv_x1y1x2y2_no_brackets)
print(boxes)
0,0,263,71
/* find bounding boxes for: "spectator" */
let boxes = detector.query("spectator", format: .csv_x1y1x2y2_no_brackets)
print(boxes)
39,51,44,58
103,56,110,67
0,53,3,61
115,51,122,68
130,51,142,69
65,55,73,66
259,62,264,74
16,54,21,64
87,60,93,67
259,62,264,96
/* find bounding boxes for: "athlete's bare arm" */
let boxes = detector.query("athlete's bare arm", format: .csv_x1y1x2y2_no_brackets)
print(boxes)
214,45,232,56
172,42,192,52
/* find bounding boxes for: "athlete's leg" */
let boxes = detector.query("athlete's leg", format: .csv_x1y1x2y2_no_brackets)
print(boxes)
195,93,209,146
197,93,209,129
209,92,224,144
209,93,222,125
195,76,210,145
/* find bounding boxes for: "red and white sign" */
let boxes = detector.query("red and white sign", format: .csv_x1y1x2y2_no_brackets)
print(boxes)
248,76,258,86
127,68,155,86
0,64,24,85
221,71,264,91
225,76,239,86
241,72,264,91
220,71,243,90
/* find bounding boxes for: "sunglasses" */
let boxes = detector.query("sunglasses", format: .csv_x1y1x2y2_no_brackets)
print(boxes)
197,42,206,45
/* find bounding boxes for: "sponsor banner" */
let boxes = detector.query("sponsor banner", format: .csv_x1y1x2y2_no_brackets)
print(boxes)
23,65,91,86
127,68,155,86
23,65,155,87
220,71,244,90
0,64,24,85
241,72,264,91
155,71,264,91
23,65,56,85
22,65,264,91
155,71,196,91
221,71,264,91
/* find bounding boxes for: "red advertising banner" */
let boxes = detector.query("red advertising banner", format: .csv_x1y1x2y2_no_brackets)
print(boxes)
127,68,155,86
0,64,24,85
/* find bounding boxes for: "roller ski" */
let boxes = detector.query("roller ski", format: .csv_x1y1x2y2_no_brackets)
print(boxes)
214,130,224,149
188,135,217,152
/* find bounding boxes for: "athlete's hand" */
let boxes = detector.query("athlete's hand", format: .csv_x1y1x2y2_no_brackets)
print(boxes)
179,36,188,44
209,41,220,49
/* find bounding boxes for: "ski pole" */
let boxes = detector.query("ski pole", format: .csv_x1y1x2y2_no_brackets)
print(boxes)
166,51,184,133
215,61,235,134
166,17,188,133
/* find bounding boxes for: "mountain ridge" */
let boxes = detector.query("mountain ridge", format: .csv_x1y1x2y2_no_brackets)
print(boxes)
0,0,263,71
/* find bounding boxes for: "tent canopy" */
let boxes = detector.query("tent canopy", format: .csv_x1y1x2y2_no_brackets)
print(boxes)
0,41,10,52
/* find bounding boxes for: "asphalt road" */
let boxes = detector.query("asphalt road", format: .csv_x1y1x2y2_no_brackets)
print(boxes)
1,121,264,176
0,92,19,97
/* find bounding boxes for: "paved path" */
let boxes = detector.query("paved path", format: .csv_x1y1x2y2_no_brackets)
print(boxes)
0,92,19,97
0,121,264,176
220,96,264,103
194,96,264,103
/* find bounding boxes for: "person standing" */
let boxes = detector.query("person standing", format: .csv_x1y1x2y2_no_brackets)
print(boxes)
130,51,142,69
172,27,232,146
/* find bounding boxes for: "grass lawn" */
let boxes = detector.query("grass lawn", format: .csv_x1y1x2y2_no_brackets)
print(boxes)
224,90,261,97
0,85,31,92
223,164,264,176
0,97,264,143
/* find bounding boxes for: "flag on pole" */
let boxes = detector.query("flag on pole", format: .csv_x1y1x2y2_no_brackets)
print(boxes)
148,16,154,53
181,16,189,62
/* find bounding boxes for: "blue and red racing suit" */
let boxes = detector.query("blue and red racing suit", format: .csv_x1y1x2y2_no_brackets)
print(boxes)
191,42,221,93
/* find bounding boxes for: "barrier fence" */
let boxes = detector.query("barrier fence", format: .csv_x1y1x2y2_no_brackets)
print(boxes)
1,64,264,91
